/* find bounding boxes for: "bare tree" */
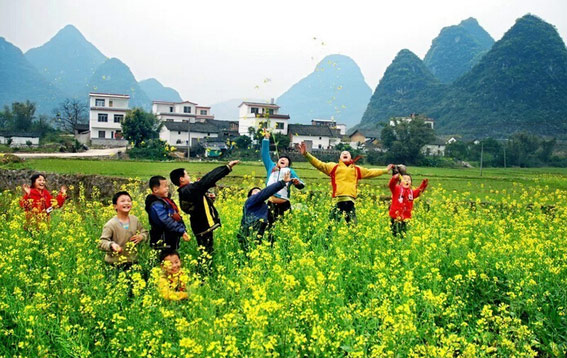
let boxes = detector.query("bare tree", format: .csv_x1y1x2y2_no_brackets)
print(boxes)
54,99,88,133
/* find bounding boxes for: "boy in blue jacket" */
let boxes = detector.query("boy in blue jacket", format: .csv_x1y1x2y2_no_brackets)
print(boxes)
145,176,189,251
261,130,304,225
238,170,293,252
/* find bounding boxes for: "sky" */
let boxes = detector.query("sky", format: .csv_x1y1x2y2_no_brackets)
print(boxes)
1,0,566,106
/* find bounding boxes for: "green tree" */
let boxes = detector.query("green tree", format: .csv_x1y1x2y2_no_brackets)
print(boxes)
121,108,162,147
380,117,435,164
234,135,252,149
12,101,36,132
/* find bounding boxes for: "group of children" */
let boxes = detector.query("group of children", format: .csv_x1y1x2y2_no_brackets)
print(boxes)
19,135,428,300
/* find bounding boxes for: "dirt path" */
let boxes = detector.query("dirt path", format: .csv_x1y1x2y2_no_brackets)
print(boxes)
12,147,127,158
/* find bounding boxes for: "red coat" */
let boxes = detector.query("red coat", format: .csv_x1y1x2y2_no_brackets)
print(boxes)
20,188,66,216
389,175,427,220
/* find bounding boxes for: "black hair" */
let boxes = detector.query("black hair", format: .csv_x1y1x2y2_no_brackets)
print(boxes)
149,175,167,190
279,155,292,167
112,191,131,205
159,249,180,262
247,187,261,197
30,173,46,188
169,168,186,187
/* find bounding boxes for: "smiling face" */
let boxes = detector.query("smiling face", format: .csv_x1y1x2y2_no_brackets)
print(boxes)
162,254,181,274
153,179,170,198
340,151,352,163
114,194,132,214
32,175,46,190
401,175,412,188
277,157,290,168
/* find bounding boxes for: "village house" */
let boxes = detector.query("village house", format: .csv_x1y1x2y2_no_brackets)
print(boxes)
288,124,341,150
0,132,40,147
348,129,381,149
88,92,130,146
238,101,290,136
159,119,239,149
152,100,199,123
311,118,347,135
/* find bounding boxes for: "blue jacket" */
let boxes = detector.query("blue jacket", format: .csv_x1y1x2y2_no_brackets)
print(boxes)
239,180,287,242
262,138,304,200
145,194,186,250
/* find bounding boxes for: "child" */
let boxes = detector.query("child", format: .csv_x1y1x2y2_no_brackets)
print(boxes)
238,170,292,251
262,130,304,224
299,142,393,224
98,191,148,267
169,161,239,263
158,250,189,301
144,176,190,251
389,172,428,237
20,173,67,222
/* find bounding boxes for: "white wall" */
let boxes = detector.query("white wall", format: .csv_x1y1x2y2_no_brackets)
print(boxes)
290,135,338,149
160,128,219,146
90,96,129,109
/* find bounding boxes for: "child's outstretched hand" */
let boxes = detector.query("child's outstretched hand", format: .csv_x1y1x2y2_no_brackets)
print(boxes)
60,185,68,196
130,234,143,244
228,160,240,169
386,164,394,172
298,142,307,155
182,232,191,242
22,184,31,195
263,128,270,139
421,179,429,191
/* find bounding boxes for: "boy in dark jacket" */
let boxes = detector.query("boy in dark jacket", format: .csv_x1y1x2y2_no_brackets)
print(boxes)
145,176,190,251
169,161,239,263
238,170,293,252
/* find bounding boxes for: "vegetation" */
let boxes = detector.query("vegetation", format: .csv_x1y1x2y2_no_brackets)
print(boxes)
380,117,435,164
0,170,566,356
53,98,88,133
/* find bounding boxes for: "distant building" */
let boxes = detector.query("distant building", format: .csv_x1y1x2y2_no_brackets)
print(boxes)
422,136,459,156
196,106,214,121
0,132,40,147
288,124,341,150
238,101,290,136
311,118,347,135
159,119,238,148
348,129,381,149
152,100,199,123
390,113,435,129
89,93,130,146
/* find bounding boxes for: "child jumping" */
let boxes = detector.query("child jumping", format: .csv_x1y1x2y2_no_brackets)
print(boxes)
389,172,428,237
262,130,304,224
299,142,392,224
144,176,190,251
99,191,148,268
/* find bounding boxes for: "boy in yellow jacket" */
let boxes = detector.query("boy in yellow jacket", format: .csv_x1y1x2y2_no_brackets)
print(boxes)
299,142,393,224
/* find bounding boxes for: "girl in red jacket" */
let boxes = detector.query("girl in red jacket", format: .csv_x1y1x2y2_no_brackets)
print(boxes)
20,173,67,223
389,173,428,237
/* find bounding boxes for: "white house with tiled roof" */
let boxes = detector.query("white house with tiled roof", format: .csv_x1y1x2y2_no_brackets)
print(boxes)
288,124,341,150
152,100,199,123
238,101,290,136
89,92,130,146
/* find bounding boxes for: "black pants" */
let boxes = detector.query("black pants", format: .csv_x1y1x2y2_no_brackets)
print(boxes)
268,200,291,225
330,201,357,224
390,218,408,237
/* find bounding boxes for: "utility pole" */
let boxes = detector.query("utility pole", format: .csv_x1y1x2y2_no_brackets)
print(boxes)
503,144,506,169
480,141,484,177
187,120,191,160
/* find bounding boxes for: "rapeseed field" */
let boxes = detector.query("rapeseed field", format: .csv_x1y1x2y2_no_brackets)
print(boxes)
0,177,566,357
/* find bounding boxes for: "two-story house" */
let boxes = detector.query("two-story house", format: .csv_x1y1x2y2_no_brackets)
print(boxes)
152,100,198,123
89,93,130,146
238,101,290,136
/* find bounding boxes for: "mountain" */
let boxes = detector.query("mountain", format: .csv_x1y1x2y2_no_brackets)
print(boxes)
0,37,65,115
25,24,107,98
277,54,372,128
139,78,182,102
360,49,446,126
432,14,567,137
424,18,494,83
88,58,151,110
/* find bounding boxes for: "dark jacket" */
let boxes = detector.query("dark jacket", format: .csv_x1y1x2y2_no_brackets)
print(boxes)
177,165,231,237
239,180,287,244
144,194,186,250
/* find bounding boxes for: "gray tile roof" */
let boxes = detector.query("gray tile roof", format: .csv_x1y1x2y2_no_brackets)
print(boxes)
288,124,340,138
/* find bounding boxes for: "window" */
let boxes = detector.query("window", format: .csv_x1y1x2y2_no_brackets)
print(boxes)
251,107,259,114
276,122,284,129
319,137,322,140
268,109,274,115
200,110,207,115
98,130,105,138
184,106,191,113
114,114,123,123
178,131,181,135
169,106,174,113
176,139,182,144
95,99,105,107
98,113,108,122
109,100,113,108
